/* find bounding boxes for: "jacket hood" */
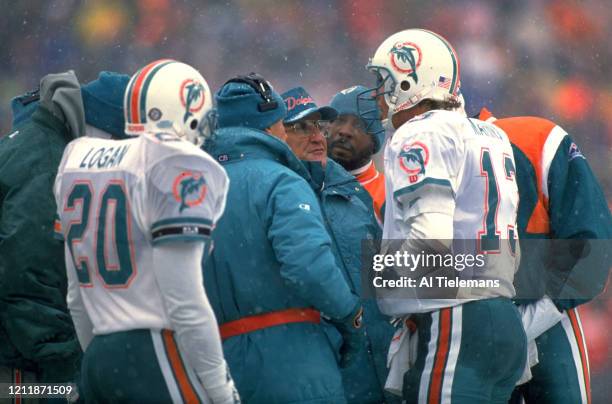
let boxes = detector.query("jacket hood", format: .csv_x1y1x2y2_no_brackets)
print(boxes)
39,70,86,139
204,126,311,180
11,71,85,138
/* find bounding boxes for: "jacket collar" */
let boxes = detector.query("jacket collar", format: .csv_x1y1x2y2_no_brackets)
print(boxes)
302,159,360,197
351,160,380,184
204,126,311,180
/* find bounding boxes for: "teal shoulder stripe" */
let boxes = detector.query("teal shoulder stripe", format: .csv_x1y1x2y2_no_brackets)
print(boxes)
139,61,174,124
152,216,213,230
152,234,210,246
393,178,452,199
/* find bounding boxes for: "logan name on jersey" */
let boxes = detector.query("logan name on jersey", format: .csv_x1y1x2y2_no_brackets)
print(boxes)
77,144,131,169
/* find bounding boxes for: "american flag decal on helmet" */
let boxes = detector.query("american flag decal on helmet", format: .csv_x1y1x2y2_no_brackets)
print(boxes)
438,75,452,89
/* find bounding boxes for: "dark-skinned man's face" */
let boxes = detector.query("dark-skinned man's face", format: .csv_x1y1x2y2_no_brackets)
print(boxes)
327,114,375,171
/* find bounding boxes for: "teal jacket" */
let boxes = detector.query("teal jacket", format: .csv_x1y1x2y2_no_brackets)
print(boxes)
0,73,84,382
486,115,612,310
306,159,397,403
513,132,612,309
203,127,359,403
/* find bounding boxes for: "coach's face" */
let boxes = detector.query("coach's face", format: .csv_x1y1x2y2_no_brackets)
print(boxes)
284,112,328,164
327,114,375,171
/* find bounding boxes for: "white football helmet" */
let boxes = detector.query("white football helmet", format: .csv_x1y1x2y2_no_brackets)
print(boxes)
366,29,461,123
124,59,215,146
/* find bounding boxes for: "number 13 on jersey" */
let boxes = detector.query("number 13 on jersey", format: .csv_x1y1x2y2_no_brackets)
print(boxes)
478,148,517,255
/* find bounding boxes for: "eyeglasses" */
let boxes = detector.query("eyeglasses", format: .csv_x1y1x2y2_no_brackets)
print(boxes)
285,120,331,138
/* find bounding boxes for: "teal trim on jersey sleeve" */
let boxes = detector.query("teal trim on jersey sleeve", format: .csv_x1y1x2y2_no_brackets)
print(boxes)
393,178,452,200
151,233,211,246
151,216,213,232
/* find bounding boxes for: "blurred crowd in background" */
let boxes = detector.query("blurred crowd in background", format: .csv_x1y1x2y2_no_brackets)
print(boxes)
1,0,611,400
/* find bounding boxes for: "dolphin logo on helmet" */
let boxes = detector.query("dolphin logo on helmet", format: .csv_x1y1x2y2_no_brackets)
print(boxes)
181,79,205,123
389,42,421,83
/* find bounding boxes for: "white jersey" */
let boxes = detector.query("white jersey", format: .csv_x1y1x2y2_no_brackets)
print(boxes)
54,132,228,335
382,110,519,313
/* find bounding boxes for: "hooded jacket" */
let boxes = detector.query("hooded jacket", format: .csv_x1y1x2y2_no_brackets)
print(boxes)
0,72,84,381
203,126,359,403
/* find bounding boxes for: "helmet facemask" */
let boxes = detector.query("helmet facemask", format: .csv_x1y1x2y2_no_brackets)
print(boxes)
197,108,218,146
360,66,397,127
355,83,387,138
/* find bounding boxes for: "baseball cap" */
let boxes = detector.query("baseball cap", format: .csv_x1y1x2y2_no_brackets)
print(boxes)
281,87,337,123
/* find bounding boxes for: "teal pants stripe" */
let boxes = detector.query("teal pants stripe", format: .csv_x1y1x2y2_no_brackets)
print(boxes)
510,308,591,404
404,298,526,404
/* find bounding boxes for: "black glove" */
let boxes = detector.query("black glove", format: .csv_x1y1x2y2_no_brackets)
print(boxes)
331,304,365,368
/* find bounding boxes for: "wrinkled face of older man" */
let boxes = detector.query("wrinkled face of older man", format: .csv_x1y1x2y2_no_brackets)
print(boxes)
284,112,330,163
327,114,375,171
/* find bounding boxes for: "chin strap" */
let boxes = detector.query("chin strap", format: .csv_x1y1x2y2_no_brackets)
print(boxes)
383,94,397,130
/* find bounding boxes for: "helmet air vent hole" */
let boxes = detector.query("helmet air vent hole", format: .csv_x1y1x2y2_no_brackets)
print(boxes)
190,119,198,130
400,81,411,91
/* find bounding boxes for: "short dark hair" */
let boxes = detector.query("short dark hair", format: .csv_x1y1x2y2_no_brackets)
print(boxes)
418,98,461,112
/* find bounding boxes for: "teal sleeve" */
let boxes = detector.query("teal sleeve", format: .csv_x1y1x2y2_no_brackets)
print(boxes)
546,135,612,310
266,173,359,320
